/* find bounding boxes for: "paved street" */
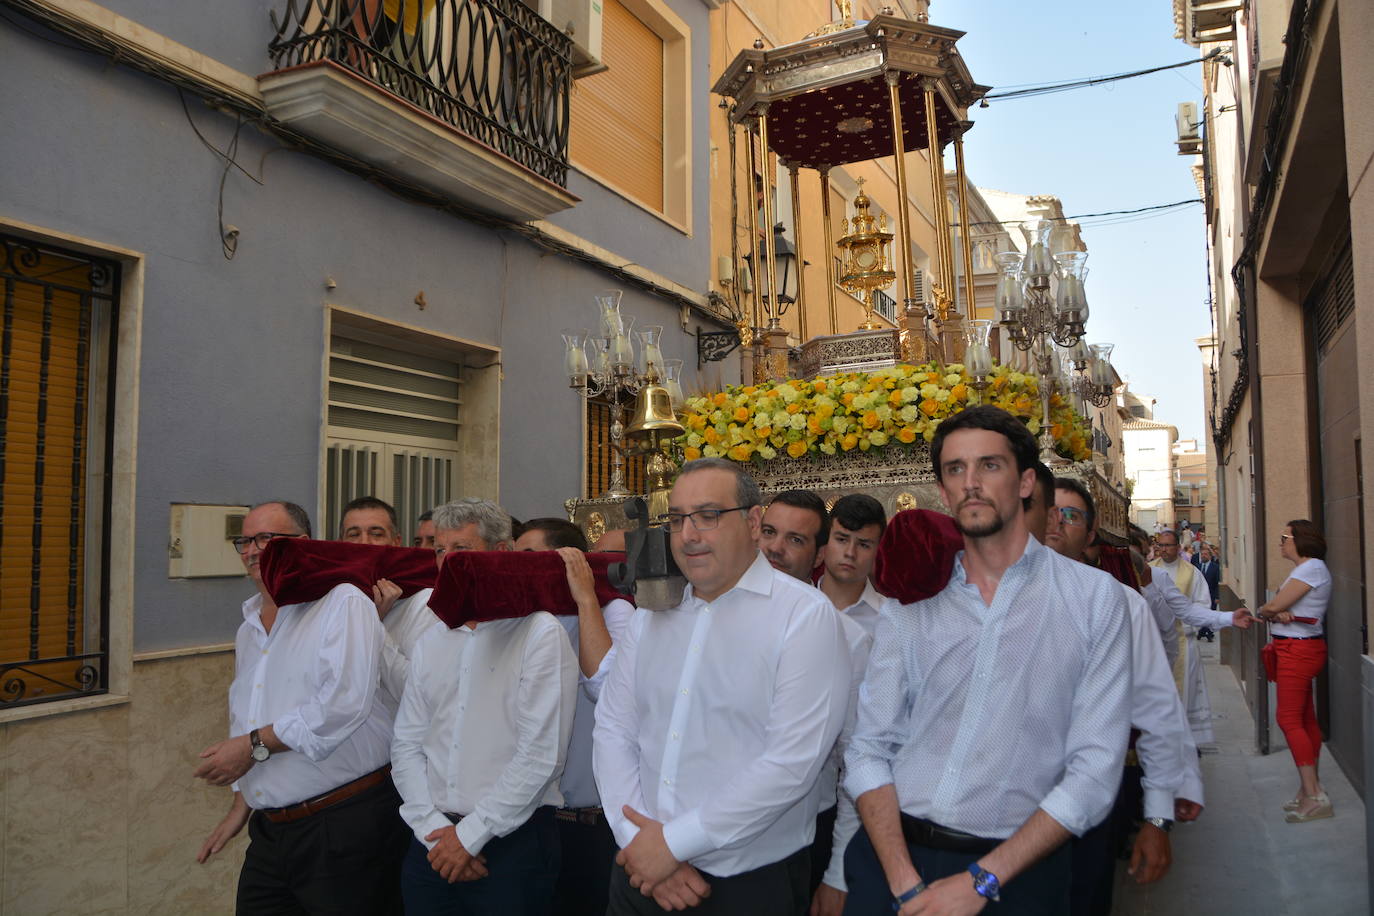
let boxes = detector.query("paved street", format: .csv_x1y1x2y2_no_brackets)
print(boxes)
1114,639,1368,915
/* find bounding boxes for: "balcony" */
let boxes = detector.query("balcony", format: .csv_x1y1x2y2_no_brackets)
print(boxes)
262,0,578,222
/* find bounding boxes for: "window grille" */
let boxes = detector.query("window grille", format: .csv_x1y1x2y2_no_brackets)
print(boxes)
585,397,645,498
0,233,116,709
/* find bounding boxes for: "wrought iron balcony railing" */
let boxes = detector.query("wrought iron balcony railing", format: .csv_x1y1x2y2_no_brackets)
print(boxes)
269,0,573,188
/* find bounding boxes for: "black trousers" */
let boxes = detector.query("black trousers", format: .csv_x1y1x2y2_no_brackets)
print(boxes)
236,775,409,916
607,846,810,916
401,805,559,916
842,822,1072,915
554,810,617,916
1069,765,1142,916
808,804,839,896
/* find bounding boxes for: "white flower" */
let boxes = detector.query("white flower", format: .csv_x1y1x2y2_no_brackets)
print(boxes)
790,413,808,430
869,431,889,446
703,444,721,457
900,386,920,403
899,405,918,423
758,445,777,460
686,433,703,448
776,384,800,403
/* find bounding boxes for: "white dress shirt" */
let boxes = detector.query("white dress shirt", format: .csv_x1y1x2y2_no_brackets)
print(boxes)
1143,568,1231,634
1119,584,1202,818
378,587,437,711
558,598,636,809
1153,559,1214,615
846,535,1132,839
231,585,393,809
593,551,852,877
813,577,881,892
391,612,577,855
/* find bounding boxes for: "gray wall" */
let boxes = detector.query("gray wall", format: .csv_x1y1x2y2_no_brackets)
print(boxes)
1,2,723,652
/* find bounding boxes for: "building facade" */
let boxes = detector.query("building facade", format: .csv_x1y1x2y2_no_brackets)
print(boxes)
1172,0,1374,889
0,0,725,911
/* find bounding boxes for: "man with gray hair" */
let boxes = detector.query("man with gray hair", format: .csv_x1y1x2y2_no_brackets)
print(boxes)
392,497,578,914
594,458,852,914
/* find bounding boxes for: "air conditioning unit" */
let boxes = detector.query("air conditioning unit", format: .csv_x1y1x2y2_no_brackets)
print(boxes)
548,0,606,78
1176,101,1202,155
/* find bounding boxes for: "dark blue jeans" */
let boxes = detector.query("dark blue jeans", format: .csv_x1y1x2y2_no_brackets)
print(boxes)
401,806,559,916
842,824,1071,915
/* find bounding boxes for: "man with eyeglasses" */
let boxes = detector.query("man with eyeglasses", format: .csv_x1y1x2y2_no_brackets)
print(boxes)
1131,527,1251,746
195,499,410,914
1045,478,1200,916
593,458,852,915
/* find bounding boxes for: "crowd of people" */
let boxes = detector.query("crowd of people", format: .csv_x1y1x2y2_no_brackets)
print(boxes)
189,404,1330,915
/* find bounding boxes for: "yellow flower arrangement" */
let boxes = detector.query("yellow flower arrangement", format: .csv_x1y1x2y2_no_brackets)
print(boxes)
677,362,1092,464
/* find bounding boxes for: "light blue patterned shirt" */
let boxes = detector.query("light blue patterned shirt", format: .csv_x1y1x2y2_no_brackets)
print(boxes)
845,534,1132,839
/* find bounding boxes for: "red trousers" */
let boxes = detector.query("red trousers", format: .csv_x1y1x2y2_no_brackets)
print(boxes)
1274,638,1327,767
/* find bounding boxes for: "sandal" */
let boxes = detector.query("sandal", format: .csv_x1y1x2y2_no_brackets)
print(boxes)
1285,793,1334,823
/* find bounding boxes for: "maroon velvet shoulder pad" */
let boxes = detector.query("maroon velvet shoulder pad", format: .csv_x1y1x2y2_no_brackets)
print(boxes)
1096,544,1142,593
427,551,633,628
259,538,438,607
872,509,964,604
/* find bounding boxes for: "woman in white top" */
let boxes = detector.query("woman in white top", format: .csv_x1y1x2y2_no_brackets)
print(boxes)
1255,519,1333,823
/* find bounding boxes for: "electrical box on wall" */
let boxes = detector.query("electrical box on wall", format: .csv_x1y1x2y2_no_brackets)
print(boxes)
169,503,250,578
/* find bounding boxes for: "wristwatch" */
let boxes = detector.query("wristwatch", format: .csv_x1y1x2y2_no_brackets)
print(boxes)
1144,816,1173,833
967,863,1001,903
249,728,271,763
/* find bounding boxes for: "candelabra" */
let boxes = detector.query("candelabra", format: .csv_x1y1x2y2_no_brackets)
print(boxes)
992,219,1115,460
563,290,683,498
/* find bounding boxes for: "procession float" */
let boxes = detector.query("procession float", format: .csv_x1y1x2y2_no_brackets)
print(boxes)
563,2,1129,566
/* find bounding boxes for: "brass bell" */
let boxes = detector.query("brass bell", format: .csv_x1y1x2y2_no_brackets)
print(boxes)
625,383,684,447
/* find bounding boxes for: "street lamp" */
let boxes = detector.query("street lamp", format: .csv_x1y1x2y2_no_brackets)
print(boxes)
742,223,799,309
563,289,670,498
998,218,1116,460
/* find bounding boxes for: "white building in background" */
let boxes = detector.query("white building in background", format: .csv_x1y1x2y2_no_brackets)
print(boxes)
1122,387,1179,530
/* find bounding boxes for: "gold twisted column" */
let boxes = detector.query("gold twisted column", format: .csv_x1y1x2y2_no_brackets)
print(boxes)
921,80,951,319
886,72,927,363
820,168,839,335
789,164,807,342
954,123,977,322
757,107,779,329
744,115,763,333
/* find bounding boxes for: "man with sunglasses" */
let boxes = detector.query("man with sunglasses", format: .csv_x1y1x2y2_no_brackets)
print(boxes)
195,500,410,914
593,458,852,915
1045,478,1201,916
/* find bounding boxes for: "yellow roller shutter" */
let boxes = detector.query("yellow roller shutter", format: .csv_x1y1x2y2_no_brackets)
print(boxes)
0,252,89,686
569,0,665,211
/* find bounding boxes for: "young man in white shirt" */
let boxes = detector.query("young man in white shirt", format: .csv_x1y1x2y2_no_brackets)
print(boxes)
846,406,1133,915
1045,477,1205,916
514,517,636,916
392,498,578,915
194,500,409,914
594,459,852,915
337,495,435,710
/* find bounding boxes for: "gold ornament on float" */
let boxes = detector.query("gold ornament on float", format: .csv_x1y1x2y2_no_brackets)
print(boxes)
836,179,897,331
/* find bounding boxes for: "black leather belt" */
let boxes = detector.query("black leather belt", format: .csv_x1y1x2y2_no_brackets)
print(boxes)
555,806,605,826
900,814,999,855
1273,634,1324,640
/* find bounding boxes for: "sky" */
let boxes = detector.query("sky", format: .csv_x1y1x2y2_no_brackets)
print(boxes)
935,0,1212,443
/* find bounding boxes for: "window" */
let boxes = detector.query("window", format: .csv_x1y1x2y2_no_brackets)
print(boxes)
0,233,116,709
585,397,646,498
568,0,690,228
324,316,477,544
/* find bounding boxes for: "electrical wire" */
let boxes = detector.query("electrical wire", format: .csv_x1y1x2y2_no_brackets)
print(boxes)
984,48,1225,102
952,198,1201,230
